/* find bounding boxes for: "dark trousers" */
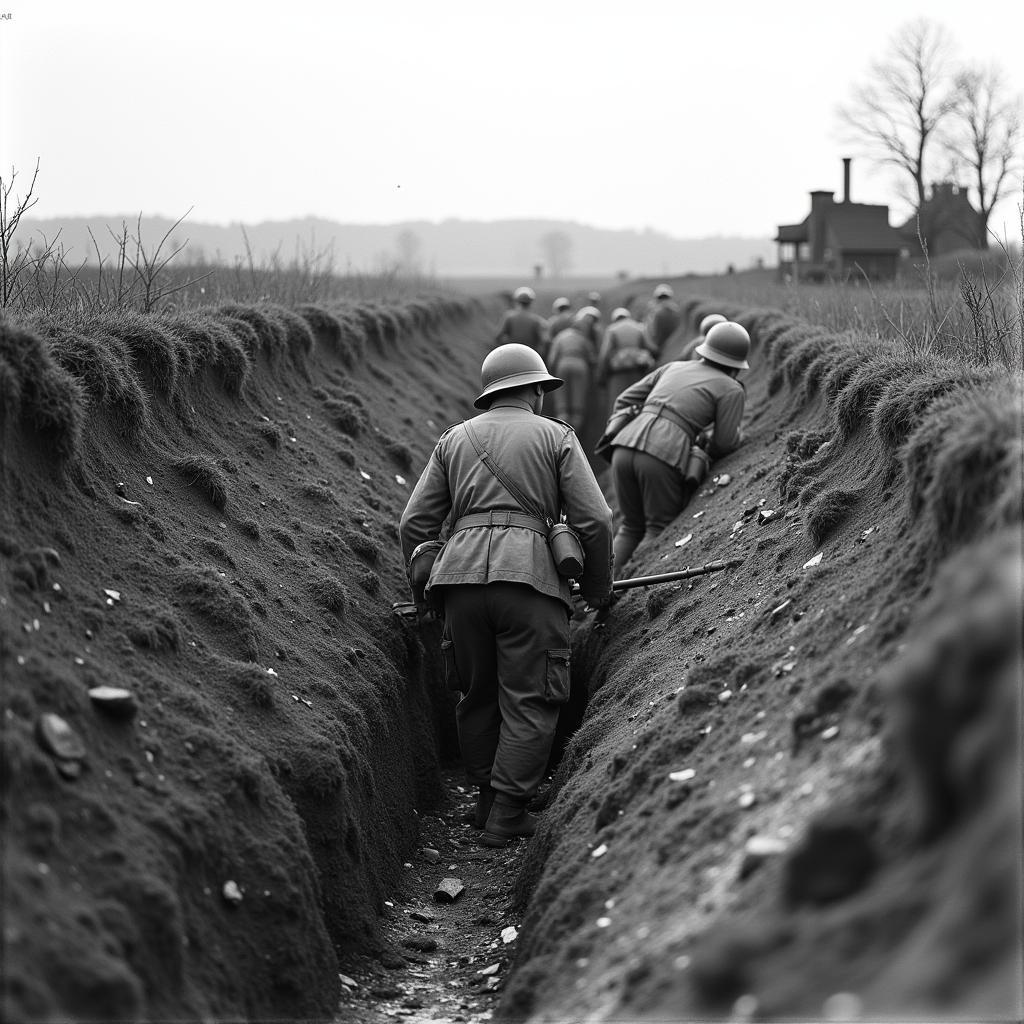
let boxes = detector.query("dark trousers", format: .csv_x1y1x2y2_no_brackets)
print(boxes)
551,358,590,432
611,446,692,569
443,583,571,802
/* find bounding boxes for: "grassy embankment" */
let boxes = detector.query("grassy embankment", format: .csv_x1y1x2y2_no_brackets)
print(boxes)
502,266,1022,1021
0,270,487,1021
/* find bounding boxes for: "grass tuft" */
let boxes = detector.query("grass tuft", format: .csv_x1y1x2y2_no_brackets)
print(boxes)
0,317,85,459
173,454,228,510
310,572,347,614
804,487,862,546
325,398,365,437
230,662,276,709
382,437,414,471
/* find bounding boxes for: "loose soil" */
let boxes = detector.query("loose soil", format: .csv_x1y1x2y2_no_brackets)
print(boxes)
2,286,1020,1024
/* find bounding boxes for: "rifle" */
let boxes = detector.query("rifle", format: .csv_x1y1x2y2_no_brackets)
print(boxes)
390,558,742,622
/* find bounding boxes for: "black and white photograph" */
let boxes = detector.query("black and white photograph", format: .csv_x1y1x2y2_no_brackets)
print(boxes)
1,1,1021,1022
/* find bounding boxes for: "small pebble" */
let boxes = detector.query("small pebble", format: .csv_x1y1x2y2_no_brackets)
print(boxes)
222,880,243,906
823,992,864,1021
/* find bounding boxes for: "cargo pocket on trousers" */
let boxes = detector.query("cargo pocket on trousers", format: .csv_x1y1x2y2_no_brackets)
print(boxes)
440,634,463,692
544,648,571,704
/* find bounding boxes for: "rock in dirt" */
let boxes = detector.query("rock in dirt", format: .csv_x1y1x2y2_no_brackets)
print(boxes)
740,836,788,879
402,935,438,952
379,950,407,970
409,909,435,924
822,991,864,1020
783,818,877,906
434,877,465,903
222,880,243,906
802,552,823,568
36,713,86,762
338,974,357,988
421,847,441,864
88,686,138,719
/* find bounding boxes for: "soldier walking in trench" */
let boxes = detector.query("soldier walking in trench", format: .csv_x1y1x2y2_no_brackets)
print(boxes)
601,321,750,569
643,282,682,358
595,306,656,417
493,286,549,355
399,344,613,847
547,306,601,432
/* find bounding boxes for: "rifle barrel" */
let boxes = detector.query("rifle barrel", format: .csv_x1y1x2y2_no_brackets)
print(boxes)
571,558,742,595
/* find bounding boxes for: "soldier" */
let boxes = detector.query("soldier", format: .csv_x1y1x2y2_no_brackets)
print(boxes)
595,307,656,416
494,286,548,355
680,312,727,361
547,306,600,431
644,283,682,358
602,322,750,568
399,344,613,848
545,297,574,362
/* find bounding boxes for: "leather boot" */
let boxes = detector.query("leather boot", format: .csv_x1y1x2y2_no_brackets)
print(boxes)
480,794,537,848
462,785,495,830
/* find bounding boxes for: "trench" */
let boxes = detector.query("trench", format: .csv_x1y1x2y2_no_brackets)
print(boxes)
3,290,1018,1024
329,291,1020,1024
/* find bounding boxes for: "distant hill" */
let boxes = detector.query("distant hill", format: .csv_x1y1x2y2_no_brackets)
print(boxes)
16,215,776,277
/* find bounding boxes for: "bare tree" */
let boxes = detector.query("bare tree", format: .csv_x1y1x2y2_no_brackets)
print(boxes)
839,19,959,210
0,159,60,308
540,230,572,278
944,65,1023,246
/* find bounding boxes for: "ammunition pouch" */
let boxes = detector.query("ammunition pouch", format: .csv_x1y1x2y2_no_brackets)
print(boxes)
683,444,709,487
547,523,585,578
408,540,444,607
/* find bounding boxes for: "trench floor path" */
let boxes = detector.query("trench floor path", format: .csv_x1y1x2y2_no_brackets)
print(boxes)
333,769,530,1023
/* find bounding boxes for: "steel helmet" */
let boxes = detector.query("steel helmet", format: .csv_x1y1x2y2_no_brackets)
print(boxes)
553,297,571,312
654,283,673,298
513,286,536,304
611,307,631,321
474,343,563,409
695,322,750,370
574,306,600,323
699,313,727,336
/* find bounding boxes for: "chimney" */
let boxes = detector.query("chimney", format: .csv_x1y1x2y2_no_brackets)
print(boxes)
843,157,851,203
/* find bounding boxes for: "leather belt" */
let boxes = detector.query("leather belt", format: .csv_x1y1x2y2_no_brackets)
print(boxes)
642,401,693,434
453,510,549,535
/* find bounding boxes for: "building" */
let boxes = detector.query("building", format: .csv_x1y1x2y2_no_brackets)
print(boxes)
899,182,983,258
775,159,906,282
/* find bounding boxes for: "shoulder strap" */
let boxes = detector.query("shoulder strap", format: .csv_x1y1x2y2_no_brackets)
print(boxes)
463,420,553,528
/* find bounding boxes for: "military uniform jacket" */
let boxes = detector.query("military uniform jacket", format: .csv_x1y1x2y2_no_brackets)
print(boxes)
495,309,548,353
644,300,682,353
399,400,613,608
547,327,593,370
595,318,652,382
611,361,745,469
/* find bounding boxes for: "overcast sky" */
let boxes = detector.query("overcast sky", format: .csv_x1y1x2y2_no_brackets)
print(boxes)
3,0,1022,240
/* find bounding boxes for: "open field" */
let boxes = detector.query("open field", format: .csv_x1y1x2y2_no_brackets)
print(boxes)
1,265,1020,1022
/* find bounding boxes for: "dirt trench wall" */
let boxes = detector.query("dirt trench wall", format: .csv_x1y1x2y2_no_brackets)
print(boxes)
0,298,489,1022
503,297,1022,1022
